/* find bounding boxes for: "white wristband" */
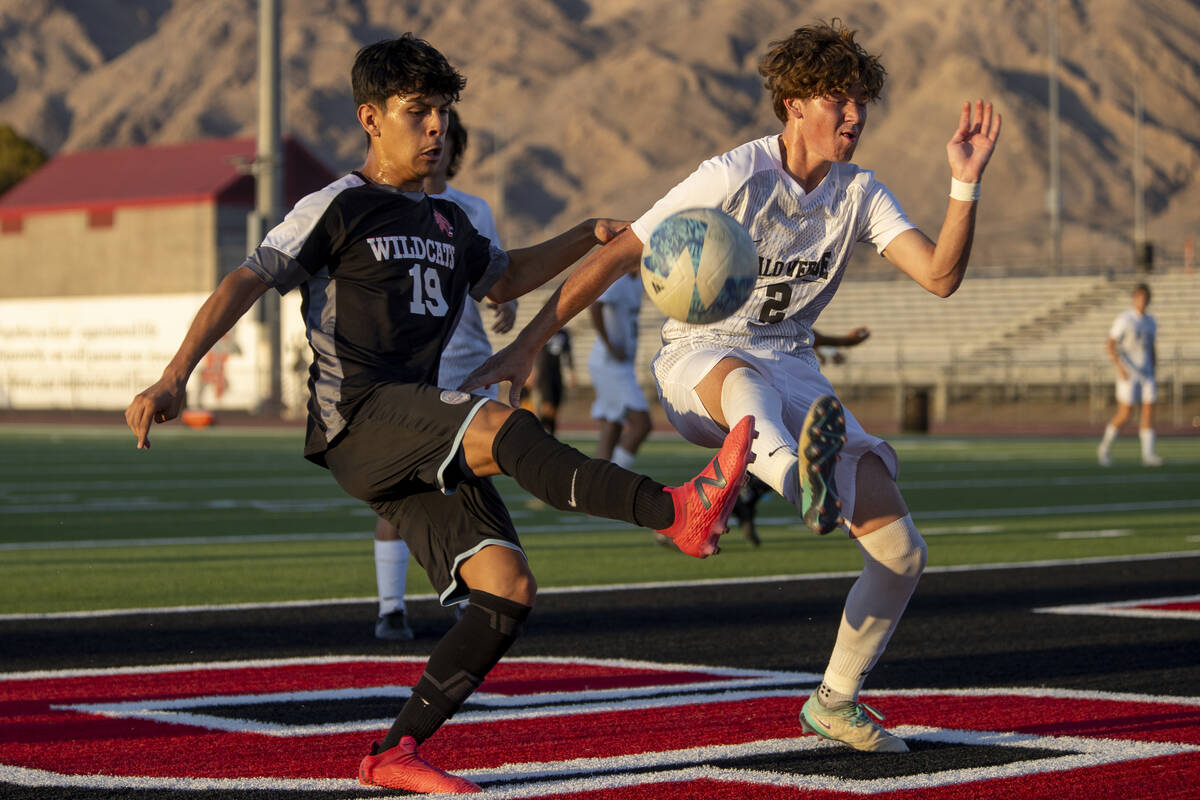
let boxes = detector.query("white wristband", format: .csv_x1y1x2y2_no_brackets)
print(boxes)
950,177,980,202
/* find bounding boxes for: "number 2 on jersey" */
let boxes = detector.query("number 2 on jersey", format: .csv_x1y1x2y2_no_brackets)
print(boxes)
758,282,791,324
408,264,449,316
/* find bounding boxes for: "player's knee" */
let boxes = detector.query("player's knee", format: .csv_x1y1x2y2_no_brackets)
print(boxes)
856,514,926,581
489,565,537,606
374,517,400,540
628,410,653,439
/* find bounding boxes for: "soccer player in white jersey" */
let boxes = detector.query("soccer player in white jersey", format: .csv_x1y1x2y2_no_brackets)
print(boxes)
373,109,517,641
466,19,1001,754
588,272,652,469
1098,283,1163,467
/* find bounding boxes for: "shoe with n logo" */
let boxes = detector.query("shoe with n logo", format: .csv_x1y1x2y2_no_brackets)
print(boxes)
655,415,755,558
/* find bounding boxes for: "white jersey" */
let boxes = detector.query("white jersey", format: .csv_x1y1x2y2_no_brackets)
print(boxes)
631,135,914,357
591,273,643,364
1109,308,1157,378
433,184,505,394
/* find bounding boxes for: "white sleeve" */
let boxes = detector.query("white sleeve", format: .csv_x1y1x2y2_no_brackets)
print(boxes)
630,154,738,244
469,201,502,249
860,180,916,255
1108,314,1127,340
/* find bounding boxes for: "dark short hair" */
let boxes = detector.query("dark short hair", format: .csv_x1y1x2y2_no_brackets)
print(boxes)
758,19,886,124
444,108,468,179
1133,282,1151,301
352,33,466,110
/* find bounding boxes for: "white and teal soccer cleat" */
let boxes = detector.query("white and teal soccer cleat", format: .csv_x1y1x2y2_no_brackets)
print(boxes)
797,395,846,535
799,693,909,753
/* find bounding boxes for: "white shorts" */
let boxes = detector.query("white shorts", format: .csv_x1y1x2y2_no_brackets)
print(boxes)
651,342,898,527
589,350,649,423
1116,375,1157,406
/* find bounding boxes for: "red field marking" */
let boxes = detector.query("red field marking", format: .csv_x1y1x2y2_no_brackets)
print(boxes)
2,657,1198,798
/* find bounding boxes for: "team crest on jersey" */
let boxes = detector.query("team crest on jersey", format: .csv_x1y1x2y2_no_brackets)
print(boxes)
440,389,472,405
433,209,454,238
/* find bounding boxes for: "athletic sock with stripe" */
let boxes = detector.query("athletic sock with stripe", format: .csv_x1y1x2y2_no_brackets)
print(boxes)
492,409,673,530
379,589,531,750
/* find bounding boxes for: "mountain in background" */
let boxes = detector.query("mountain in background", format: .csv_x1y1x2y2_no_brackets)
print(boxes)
2,0,1198,270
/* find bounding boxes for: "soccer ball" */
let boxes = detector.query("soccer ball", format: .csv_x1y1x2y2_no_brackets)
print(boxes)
640,207,758,324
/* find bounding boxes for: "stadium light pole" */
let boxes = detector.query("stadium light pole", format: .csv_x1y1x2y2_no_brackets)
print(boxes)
1046,0,1062,271
250,0,284,416
1133,78,1147,269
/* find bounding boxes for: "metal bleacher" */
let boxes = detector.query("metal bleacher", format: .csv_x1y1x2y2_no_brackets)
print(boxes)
488,268,1200,398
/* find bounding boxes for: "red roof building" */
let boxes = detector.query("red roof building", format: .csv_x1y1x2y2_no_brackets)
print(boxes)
0,136,336,298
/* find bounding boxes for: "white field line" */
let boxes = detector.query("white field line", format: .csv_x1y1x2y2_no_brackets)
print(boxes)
2,550,1198,622
4,492,1200,545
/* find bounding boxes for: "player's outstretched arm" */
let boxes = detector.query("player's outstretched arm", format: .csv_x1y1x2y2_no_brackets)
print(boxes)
124,267,269,449
463,228,642,404
489,218,628,303
885,99,1002,298
813,327,870,348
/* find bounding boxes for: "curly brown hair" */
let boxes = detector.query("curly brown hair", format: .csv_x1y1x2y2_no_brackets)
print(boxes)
758,19,886,124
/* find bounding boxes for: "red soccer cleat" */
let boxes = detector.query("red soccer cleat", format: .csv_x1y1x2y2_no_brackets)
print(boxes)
656,415,755,557
358,737,481,794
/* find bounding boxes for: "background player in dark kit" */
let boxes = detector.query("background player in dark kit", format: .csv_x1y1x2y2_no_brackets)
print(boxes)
125,33,753,795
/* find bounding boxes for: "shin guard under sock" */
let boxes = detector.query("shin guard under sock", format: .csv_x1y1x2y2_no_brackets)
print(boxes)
493,409,673,529
381,589,532,749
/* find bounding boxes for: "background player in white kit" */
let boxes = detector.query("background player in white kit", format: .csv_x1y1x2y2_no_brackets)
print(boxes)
372,109,516,640
467,19,1001,754
588,272,652,469
1098,282,1163,467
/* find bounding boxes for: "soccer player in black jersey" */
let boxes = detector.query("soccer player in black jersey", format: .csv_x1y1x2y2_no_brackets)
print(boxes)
124,34,753,795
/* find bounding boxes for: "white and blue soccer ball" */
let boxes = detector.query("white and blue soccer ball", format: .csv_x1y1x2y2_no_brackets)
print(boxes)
640,207,758,325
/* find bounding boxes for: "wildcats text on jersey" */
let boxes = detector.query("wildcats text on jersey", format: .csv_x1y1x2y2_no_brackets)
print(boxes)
758,251,832,281
366,235,457,267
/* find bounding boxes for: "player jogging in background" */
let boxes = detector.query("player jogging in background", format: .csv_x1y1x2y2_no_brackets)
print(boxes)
1098,282,1163,467
125,34,754,795
467,19,1001,754
589,271,652,469
525,328,574,434
373,108,517,642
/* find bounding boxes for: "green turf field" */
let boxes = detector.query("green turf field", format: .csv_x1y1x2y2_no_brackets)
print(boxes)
1,423,1196,614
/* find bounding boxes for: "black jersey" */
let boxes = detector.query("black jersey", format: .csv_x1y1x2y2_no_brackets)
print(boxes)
243,172,508,465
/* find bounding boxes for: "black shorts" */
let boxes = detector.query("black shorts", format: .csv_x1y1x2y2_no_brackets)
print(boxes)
536,373,564,407
324,382,524,605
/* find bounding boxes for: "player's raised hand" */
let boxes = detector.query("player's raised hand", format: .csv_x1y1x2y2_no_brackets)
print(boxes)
124,378,185,449
947,99,1001,182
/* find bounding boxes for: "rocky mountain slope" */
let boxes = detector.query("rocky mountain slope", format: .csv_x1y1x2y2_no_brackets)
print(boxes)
2,0,1198,270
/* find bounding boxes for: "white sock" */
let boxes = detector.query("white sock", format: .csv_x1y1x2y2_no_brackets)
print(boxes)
612,445,636,469
720,368,798,499
822,515,927,700
374,538,410,616
1140,428,1156,458
1099,424,1118,452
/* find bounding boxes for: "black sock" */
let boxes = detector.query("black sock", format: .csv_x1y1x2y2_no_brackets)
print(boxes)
379,589,531,749
493,409,674,530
